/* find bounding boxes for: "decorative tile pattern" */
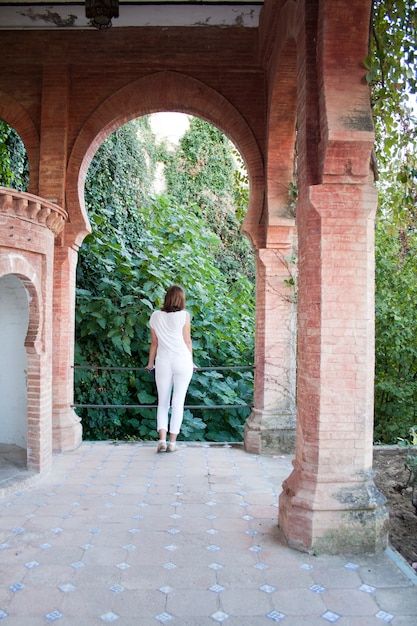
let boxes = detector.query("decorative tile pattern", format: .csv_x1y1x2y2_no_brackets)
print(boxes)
344,562,359,570
208,562,224,570
375,611,394,623
211,610,229,622
254,562,268,570
100,612,119,622
266,611,285,622
164,544,178,552
155,612,173,623
0,442,410,625
322,610,341,623
207,544,220,552
45,610,63,621
59,583,76,592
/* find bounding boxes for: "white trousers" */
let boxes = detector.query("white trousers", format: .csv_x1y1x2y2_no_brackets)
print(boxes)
155,351,193,435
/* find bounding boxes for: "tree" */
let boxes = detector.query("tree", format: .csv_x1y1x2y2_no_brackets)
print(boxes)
368,0,417,225
374,221,417,443
163,117,254,283
370,0,417,442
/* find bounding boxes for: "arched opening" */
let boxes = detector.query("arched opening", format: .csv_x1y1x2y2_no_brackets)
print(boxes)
0,93,38,194
0,274,29,467
52,70,265,453
74,112,255,443
0,120,29,192
65,71,264,249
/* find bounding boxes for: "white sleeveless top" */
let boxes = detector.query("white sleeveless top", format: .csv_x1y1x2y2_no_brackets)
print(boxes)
150,309,190,356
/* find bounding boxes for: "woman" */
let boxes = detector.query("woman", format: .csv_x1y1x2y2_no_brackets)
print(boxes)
146,285,194,452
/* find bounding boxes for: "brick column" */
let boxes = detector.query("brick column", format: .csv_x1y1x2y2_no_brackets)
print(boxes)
37,65,82,450
278,182,389,553
245,221,297,454
38,65,69,207
52,243,82,451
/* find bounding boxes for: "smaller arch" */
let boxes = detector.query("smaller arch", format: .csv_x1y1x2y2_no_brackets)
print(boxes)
0,254,43,352
0,91,40,195
66,71,265,249
0,253,46,472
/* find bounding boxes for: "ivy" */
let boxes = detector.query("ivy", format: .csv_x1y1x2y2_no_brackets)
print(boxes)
0,120,29,190
163,117,254,284
374,221,417,442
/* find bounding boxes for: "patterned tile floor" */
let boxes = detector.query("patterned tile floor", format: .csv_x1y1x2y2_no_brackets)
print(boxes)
0,442,416,625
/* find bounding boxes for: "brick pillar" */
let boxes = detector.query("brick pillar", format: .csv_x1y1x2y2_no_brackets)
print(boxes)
245,221,297,454
37,65,82,450
52,243,82,451
38,65,69,206
27,349,53,472
278,183,389,554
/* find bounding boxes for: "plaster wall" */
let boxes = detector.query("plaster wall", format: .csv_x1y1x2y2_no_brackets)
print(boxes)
0,274,28,447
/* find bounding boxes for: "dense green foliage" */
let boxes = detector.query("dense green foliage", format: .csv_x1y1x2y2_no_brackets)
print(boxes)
370,1,417,442
75,117,254,441
369,0,416,180
164,117,254,283
374,222,417,442
0,120,29,190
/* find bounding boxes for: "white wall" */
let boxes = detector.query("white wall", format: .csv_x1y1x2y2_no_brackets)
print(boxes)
0,274,29,447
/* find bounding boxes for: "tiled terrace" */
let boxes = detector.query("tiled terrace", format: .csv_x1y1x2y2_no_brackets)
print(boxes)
0,441,416,625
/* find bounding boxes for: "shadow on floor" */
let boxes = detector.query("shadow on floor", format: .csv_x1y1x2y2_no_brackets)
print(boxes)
0,442,37,497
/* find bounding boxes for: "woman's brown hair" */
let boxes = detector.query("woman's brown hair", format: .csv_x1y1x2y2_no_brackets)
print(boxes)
162,285,186,312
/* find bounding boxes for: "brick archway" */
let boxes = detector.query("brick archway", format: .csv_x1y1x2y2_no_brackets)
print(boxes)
53,70,265,453
65,70,265,249
0,255,49,471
